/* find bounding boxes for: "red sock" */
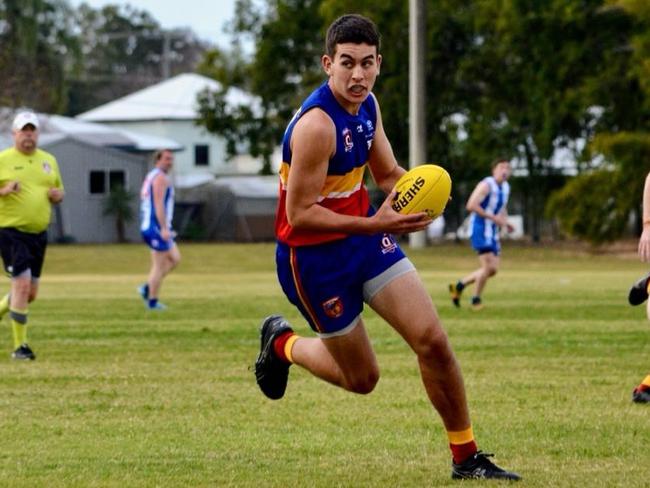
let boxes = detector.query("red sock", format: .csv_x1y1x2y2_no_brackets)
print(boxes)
273,331,295,363
450,440,478,464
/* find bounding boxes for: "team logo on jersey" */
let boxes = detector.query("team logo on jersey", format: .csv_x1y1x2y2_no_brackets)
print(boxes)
366,120,374,131
322,296,344,318
380,234,397,254
342,128,354,152
42,162,52,174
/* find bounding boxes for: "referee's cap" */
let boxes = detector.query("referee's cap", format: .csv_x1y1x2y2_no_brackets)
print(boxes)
12,111,39,130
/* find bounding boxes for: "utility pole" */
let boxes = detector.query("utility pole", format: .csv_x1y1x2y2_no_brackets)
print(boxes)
409,0,427,249
161,31,171,79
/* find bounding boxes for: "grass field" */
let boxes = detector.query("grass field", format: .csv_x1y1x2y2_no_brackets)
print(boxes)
0,242,649,487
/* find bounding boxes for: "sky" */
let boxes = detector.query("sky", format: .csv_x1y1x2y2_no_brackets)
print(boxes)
68,0,238,47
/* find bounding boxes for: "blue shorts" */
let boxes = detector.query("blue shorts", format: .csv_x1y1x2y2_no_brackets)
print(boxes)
141,228,173,251
471,235,500,256
276,233,414,337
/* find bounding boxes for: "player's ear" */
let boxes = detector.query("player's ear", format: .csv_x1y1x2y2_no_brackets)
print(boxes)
322,54,333,75
376,53,382,75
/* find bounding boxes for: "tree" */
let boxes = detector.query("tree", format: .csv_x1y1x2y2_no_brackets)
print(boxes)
452,0,639,241
67,3,209,115
197,0,325,174
196,0,650,243
546,1,650,244
546,168,631,244
0,0,82,112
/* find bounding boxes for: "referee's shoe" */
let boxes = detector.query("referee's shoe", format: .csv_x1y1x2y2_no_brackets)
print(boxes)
12,343,35,360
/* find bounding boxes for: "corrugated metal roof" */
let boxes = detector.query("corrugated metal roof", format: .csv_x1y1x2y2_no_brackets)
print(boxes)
77,72,258,122
0,112,183,152
175,173,278,198
51,115,183,151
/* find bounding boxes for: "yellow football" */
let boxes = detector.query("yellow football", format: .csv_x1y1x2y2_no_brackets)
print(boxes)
391,164,452,218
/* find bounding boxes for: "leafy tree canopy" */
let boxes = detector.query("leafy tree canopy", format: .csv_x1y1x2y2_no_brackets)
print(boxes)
196,0,649,241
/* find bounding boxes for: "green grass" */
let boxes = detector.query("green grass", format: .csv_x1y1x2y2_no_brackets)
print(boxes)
0,242,649,487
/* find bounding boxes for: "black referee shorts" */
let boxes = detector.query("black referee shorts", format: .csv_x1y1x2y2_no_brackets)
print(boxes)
0,228,48,278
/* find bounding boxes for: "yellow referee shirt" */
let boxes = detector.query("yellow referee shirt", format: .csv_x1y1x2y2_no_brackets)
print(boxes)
0,147,64,233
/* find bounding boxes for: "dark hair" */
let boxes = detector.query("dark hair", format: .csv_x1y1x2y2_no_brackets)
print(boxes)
325,14,380,57
491,157,510,169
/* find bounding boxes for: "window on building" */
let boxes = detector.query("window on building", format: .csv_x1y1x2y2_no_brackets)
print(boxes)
194,144,209,166
89,169,127,194
109,170,126,191
89,171,106,194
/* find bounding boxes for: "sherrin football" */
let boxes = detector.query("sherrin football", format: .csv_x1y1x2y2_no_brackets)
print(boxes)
391,164,452,219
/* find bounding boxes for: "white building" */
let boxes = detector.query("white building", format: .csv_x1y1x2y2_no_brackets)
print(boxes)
77,73,267,176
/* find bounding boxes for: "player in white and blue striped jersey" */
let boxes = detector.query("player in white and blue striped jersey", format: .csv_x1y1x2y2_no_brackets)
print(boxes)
449,158,513,310
138,149,181,310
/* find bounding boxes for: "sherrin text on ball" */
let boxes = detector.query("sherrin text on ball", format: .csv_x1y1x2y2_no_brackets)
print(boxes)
391,164,452,219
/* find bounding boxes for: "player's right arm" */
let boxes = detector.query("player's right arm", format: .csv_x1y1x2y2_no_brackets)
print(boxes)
286,108,427,235
152,173,171,241
466,181,508,227
638,172,650,262
465,181,489,216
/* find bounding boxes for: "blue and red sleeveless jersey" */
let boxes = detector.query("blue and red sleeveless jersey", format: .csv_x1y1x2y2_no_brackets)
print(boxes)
275,82,377,246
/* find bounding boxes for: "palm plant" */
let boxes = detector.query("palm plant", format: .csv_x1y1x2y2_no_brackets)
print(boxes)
103,184,135,243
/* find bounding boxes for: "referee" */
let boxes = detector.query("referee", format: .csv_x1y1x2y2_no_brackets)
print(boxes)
0,111,64,360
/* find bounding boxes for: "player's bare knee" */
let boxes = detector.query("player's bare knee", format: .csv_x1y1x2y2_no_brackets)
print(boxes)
413,326,452,363
346,370,379,394
482,265,497,277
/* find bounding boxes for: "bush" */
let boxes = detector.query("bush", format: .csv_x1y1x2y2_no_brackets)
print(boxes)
545,169,633,245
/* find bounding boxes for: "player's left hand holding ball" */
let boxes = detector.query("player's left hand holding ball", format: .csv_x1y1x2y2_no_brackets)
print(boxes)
373,190,431,235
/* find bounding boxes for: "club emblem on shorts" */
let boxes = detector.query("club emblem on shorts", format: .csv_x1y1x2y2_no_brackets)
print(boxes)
381,234,397,254
342,128,354,153
323,296,344,318
42,162,52,174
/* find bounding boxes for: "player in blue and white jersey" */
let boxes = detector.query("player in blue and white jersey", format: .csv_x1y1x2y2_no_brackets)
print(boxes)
450,159,514,310
138,149,180,310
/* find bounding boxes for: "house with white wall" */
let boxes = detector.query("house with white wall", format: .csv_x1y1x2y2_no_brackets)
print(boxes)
77,73,266,176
